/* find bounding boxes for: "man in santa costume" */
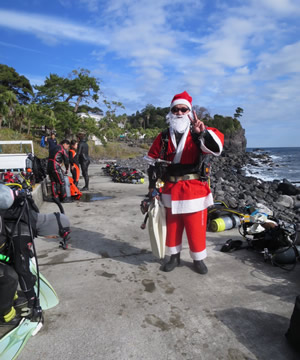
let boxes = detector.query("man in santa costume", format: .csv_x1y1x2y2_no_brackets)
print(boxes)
145,91,224,274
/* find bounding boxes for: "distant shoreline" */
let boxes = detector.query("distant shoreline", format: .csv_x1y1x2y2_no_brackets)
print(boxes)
247,146,300,151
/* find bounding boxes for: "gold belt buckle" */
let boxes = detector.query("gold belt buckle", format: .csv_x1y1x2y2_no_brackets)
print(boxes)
169,174,199,182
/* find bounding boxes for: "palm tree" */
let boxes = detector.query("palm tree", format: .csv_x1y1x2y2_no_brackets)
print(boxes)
0,91,17,129
14,104,29,132
27,104,57,135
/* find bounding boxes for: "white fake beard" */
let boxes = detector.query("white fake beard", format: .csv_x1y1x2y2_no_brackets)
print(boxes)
166,111,193,133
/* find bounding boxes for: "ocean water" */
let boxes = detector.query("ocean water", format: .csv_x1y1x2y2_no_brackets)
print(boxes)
244,147,300,184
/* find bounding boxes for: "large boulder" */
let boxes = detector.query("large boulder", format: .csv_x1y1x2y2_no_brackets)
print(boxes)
277,181,300,196
223,128,247,153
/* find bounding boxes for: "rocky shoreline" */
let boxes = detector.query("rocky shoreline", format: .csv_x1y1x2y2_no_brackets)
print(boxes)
96,149,300,230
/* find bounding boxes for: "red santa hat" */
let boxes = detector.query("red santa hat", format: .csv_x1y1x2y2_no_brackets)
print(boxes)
170,91,192,111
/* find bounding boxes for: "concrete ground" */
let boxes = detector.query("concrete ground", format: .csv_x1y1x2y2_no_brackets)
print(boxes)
16,164,300,360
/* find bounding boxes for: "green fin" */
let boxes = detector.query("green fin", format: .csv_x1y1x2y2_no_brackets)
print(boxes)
30,259,59,310
0,319,40,360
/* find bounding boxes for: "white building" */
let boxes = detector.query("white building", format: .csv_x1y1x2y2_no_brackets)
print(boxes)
77,112,104,124
77,112,105,145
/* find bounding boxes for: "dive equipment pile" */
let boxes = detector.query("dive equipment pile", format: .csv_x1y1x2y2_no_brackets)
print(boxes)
211,202,299,270
102,163,144,184
0,152,47,188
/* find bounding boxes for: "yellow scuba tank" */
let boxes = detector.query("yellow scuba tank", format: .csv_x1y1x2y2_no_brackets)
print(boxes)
210,214,241,232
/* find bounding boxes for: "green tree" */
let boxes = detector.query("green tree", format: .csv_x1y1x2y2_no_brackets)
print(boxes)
34,68,103,137
204,114,241,135
14,103,29,132
27,104,57,135
0,64,33,104
103,100,125,121
52,102,81,138
0,90,17,129
35,69,101,111
234,107,244,119
127,105,169,130
78,114,103,139
77,104,103,115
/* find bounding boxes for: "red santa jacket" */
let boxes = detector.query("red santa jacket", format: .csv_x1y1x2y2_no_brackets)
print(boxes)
146,127,224,214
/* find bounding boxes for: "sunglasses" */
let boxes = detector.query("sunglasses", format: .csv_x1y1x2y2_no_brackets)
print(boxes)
171,107,189,114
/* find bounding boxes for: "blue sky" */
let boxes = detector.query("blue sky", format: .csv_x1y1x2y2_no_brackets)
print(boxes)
0,0,299,147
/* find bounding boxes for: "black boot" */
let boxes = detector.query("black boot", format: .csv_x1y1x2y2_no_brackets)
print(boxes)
0,307,22,327
0,315,22,326
81,176,89,191
13,293,28,308
163,253,180,272
61,197,73,203
193,260,208,274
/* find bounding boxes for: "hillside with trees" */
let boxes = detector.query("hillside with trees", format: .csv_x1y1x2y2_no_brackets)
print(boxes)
0,64,246,154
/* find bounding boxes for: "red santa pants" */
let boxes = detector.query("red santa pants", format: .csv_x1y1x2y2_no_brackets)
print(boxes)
166,208,207,260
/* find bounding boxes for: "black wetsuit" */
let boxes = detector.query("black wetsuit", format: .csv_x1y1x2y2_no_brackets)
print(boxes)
0,201,39,315
47,144,69,201
0,214,18,317
77,140,90,189
47,138,57,154
0,262,18,317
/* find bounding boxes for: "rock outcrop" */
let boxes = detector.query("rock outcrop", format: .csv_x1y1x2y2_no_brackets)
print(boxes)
223,128,247,153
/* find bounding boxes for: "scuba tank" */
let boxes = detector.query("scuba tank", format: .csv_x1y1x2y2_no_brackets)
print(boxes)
132,178,145,184
64,176,71,198
210,214,241,232
26,157,33,171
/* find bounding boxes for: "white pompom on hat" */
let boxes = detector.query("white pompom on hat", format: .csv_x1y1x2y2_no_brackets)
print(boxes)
170,91,192,110
0,184,15,210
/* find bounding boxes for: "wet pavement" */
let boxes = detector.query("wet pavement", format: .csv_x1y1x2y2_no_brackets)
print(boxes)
79,192,114,202
17,164,300,360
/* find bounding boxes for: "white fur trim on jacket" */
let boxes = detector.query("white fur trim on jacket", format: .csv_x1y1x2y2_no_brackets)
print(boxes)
162,193,214,214
200,129,223,156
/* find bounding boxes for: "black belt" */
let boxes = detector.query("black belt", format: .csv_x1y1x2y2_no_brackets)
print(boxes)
168,174,200,183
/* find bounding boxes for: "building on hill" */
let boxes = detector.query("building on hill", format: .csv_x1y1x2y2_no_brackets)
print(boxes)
77,112,104,124
78,112,105,145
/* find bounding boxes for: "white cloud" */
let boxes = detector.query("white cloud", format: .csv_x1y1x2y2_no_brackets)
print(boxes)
0,9,109,46
0,1,300,146
255,41,300,79
252,0,300,16
60,0,99,12
25,74,46,87
236,66,250,75
0,40,42,53
79,0,99,12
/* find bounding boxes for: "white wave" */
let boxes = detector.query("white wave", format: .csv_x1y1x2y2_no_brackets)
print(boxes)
269,154,281,160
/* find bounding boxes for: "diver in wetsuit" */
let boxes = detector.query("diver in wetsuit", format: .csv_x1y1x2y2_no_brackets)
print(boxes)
47,140,71,203
77,134,90,191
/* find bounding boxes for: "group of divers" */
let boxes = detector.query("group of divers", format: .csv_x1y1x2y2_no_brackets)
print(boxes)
0,133,92,358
